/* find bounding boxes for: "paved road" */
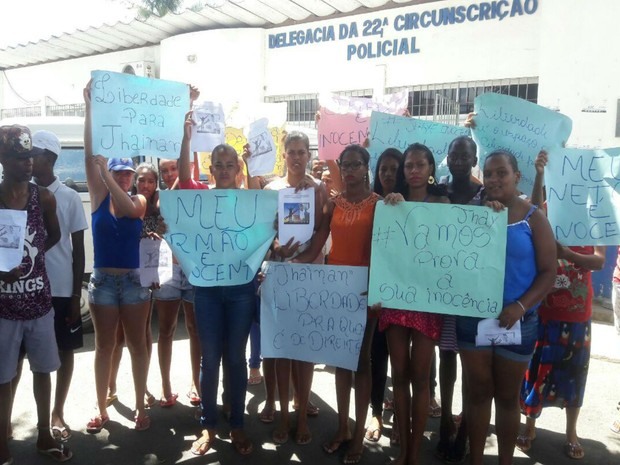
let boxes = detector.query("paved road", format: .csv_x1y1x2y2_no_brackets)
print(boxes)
8,314,620,465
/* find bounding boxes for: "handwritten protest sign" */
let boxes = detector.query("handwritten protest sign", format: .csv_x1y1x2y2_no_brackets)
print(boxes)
368,111,470,179
90,70,189,158
546,147,620,246
246,118,277,176
261,262,368,370
319,91,408,117
139,238,173,287
318,112,369,160
472,93,573,196
191,101,225,153
0,210,26,272
368,202,507,316
159,189,278,286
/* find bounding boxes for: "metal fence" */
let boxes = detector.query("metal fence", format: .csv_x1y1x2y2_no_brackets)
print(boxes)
1,103,86,120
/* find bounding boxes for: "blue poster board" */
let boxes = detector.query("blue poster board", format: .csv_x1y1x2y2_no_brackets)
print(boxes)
159,189,278,286
90,70,189,158
368,202,507,317
261,262,368,371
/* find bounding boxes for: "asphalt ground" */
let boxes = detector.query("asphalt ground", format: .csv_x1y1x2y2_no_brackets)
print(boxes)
7,309,620,465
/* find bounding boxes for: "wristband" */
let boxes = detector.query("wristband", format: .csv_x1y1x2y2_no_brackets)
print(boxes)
515,299,526,314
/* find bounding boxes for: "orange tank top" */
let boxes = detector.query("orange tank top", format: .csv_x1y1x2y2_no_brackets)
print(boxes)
327,193,380,267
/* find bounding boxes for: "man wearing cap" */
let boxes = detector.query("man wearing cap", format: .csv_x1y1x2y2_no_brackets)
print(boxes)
30,130,88,442
0,125,69,463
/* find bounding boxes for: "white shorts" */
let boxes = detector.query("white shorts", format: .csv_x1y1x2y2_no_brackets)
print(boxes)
0,311,60,384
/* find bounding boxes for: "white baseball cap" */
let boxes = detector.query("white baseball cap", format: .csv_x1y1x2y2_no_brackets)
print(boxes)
32,130,61,157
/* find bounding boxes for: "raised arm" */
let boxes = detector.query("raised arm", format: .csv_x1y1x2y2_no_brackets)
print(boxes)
178,111,193,183
83,80,108,210
93,155,146,219
530,150,547,208
241,143,263,190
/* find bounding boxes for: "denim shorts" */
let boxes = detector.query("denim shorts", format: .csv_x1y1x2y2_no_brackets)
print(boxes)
88,269,151,306
456,312,539,363
153,263,194,303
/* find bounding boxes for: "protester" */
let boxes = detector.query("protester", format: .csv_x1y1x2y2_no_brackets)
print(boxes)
612,247,620,433
296,144,380,464
178,112,254,456
435,136,482,461
31,130,88,442
365,148,403,444
456,149,556,465
379,143,448,465
83,82,151,433
517,151,606,460
0,125,65,463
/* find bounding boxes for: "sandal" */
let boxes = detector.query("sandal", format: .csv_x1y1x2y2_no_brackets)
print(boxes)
52,425,72,441
293,401,320,417
134,414,151,431
86,415,109,434
515,433,536,453
259,404,276,424
37,445,73,463
322,435,351,454
105,392,117,407
191,432,214,456
144,393,156,408
187,391,201,407
159,393,178,408
611,418,620,434
248,369,263,386
564,441,585,460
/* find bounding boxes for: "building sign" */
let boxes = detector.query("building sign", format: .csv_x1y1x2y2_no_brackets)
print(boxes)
268,0,539,61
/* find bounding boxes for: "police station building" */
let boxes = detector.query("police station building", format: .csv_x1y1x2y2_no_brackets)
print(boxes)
0,0,617,298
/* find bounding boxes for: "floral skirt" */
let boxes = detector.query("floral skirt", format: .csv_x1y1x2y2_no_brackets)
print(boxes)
520,319,591,418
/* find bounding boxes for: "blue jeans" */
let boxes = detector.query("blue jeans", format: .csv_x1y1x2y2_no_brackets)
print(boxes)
194,282,255,429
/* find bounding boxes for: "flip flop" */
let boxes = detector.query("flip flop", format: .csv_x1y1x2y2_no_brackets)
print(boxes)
564,441,585,460
515,434,536,453
322,437,351,454
611,419,620,434
105,393,117,407
37,446,73,462
187,391,201,407
191,435,214,456
159,393,178,408
134,414,151,431
248,374,263,386
52,425,72,441
293,402,320,417
86,415,109,434
364,427,381,442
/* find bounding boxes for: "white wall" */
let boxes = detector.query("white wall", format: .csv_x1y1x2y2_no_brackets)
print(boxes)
537,0,620,148
159,29,265,112
0,46,159,110
264,0,542,96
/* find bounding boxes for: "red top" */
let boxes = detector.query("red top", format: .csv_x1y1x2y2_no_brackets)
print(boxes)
538,246,594,323
327,193,380,267
178,179,209,190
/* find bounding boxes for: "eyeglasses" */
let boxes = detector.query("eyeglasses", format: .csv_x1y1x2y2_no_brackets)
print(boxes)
339,161,365,172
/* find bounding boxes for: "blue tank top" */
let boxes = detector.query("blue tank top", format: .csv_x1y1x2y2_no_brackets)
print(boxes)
503,205,539,314
92,194,142,269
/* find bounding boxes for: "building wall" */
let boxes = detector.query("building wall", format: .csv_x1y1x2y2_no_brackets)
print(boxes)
1,46,159,112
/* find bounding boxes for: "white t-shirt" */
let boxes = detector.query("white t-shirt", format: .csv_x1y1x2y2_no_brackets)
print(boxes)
45,177,89,297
